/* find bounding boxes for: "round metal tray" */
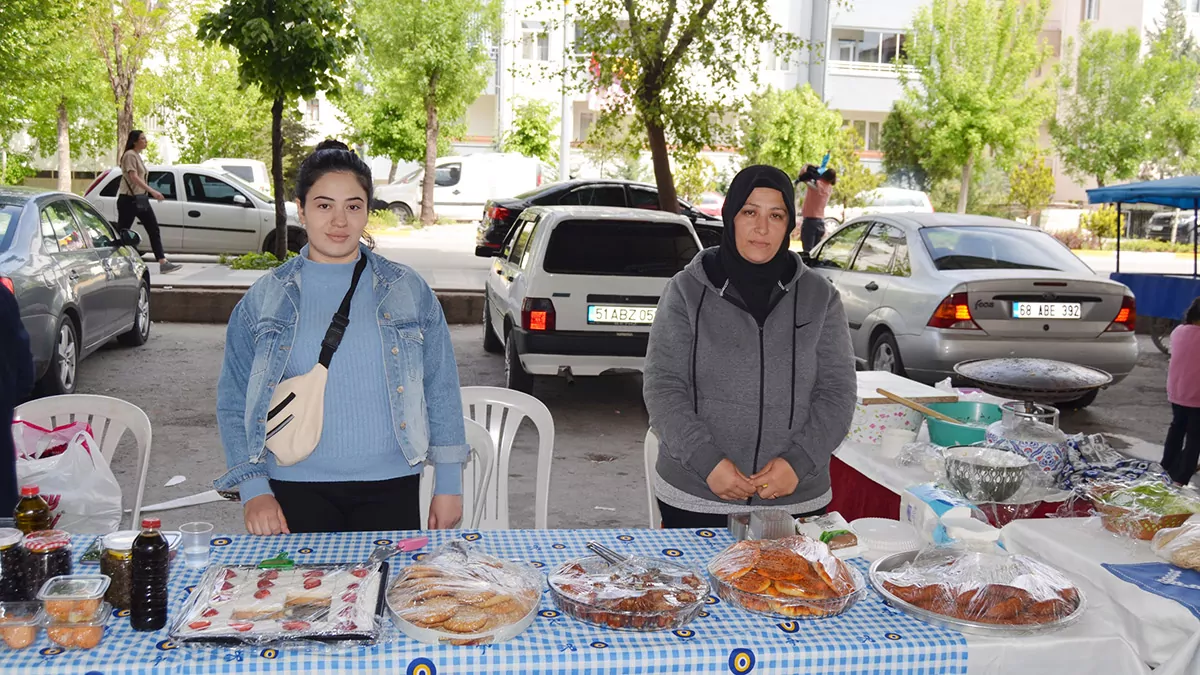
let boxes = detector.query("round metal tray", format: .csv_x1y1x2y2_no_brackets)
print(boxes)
953,358,1112,403
868,550,1086,637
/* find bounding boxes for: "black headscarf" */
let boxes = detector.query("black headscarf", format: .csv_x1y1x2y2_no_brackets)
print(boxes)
718,165,798,324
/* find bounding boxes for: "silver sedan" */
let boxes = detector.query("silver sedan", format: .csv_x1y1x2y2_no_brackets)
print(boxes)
807,213,1138,407
0,187,150,395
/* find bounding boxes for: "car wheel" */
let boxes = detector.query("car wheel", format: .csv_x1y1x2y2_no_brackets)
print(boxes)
483,295,503,354
504,329,533,394
1058,389,1100,410
118,280,151,347
40,317,78,395
389,202,413,224
869,331,906,376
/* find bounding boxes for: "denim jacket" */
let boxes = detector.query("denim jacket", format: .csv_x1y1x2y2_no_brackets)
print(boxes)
214,244,469,496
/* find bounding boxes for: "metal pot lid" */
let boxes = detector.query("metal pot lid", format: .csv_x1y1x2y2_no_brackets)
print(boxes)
953,358,1112,392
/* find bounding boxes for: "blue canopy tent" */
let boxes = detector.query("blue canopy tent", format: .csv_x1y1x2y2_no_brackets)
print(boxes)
1087,176,1200,352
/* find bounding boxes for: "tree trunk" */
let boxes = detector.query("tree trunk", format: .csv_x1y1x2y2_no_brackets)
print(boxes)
388,160,398,184
271,97,288,260
117,78,135,161
646,120,678,213
420,72,440,227
56,102,72,193
956,153,974,214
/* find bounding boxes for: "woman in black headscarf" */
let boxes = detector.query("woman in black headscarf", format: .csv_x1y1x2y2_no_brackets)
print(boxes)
643,165,857,528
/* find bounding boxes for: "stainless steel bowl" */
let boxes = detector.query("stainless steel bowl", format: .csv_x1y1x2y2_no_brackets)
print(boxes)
944,446,1033,503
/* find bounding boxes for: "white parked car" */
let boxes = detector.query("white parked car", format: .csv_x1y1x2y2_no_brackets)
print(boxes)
85,165,305,255
201,158,272,196
375,153,557,223
481,205,702,393
834,187,933,223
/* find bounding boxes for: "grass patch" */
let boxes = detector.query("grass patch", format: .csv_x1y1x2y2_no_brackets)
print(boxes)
224,251,297,270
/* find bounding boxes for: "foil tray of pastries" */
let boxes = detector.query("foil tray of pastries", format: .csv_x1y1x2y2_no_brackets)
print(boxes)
707,536,865,618
386,541,543,645
869,548,1085,636
169,562,387,644
547,555,709,631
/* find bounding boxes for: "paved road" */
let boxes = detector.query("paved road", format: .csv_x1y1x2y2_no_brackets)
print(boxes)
69,323,1173,536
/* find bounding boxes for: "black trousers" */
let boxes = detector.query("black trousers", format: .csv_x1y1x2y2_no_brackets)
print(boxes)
116,194,166,260
800,217,826,252
1163,404,1200,485
270,475,421,533
658,499,826,529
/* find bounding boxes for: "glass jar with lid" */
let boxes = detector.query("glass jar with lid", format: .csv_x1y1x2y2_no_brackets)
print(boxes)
99,531,136,610
0,528,27,601
22,530,72,600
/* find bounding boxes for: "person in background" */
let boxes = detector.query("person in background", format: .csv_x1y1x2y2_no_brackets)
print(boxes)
0,285,34,513
1163,297,1200,487
216,140,468,534
117,130,181,274
797,163,837,252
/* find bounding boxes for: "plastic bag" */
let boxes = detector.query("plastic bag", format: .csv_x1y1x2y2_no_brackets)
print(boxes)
895,441,945,473
707,535,864,618
1151,515,1200,570
548,554,708,630
387,540,541,645
11,420,93,460
874,545,1082,627
15,430,121,533
1081,479,1200,540
170,561,386,645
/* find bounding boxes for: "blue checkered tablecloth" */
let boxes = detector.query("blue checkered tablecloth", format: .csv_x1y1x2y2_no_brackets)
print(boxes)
3,529,967,675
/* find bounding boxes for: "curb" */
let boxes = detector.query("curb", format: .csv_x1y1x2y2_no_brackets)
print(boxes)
151,288,485,325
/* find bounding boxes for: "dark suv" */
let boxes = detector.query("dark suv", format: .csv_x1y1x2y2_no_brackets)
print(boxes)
475,179,722,256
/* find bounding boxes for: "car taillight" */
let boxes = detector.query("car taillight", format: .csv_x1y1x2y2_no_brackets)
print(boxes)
491,206,511,222
1106,295,1137,332
522,298,556,332
83,169,111,196
927,292,980,330
0,277,12,294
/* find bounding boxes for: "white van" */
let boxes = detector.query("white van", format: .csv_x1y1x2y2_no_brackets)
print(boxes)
201,158,272,196
374,153,557,223
835,187,933,223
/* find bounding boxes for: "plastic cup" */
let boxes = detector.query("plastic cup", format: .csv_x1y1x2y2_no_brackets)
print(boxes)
880,429,918,459
178,522,213,569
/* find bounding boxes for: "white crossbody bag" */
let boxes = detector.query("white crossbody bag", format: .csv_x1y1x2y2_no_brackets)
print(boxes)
264,255,368,466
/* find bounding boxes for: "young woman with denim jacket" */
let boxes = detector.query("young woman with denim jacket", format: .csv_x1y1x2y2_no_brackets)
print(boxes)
215,141,469,534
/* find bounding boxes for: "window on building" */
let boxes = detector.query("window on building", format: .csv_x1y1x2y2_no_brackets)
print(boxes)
305,98,320,123
1082,0,1098,20
763,43,793,71
1189,0,1200,12
521,21,550,61
831,29,907,65
847,120,882,150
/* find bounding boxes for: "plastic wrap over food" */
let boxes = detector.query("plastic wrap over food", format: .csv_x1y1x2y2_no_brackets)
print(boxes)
1152,515,1200,570
1083,479,1200,540
387,540,542,645
875,547,1082,626
707,535,864,618
548,555,708,631
169,562,386,645
895,442,946,474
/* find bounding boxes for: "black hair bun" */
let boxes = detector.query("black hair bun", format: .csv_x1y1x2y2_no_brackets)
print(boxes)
821,168,838,186
315,139,351,152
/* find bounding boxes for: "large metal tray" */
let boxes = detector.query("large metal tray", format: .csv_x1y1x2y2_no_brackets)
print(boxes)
953,358,1112,403
868,550,1086,637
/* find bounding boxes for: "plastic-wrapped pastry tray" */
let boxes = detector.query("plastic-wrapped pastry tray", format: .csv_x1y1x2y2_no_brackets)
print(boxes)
548,555,708,631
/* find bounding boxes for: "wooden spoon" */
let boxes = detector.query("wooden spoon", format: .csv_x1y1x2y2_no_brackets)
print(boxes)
875,388,960,424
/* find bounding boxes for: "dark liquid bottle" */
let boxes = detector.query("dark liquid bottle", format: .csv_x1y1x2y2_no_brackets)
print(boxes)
130,517,169,631
13,485,51,534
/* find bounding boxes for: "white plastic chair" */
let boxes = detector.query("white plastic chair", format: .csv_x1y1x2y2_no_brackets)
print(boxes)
460,386,555,529
418,418,495,529
644,429,661,528
14,394,152,529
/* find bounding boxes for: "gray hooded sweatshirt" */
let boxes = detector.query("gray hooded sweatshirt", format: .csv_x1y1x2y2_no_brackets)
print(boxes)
644,248,857,513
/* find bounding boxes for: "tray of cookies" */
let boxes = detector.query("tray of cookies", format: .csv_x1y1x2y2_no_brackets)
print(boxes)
869,547,1085,636
708,536,865,618
168,561,388,645
547,554,708,631
386,541,542,646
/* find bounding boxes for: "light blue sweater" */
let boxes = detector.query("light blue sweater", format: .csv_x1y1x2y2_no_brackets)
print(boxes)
238,252,462,502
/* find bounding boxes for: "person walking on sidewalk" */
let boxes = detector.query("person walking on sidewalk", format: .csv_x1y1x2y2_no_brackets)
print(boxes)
1163,297,1200,486
117,130,181,274
797,163,837,252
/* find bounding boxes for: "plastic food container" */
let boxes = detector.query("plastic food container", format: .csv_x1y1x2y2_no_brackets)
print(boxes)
43,601,110,650
750,510,796,540
1088,482,1199,540
707,537,865,619
0,602,43,649
38,575,110,623
0,529,27,602
850,518,922,562
548,555,708,631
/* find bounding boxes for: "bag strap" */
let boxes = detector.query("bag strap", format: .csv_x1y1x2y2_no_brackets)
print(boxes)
318,254,369,367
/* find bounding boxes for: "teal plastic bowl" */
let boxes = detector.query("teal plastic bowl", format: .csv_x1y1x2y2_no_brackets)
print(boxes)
924,402,1004,446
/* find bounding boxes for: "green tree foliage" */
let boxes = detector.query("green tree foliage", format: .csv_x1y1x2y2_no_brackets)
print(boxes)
502,98,558,164
900,0,1052,212
1052,27,1153,187
0,151,37,187
199,0,357,258
826,127,883,216
566,0,806,212
581,115,642,179
1143,1,1200,177
880,100,942,192
0,0,56,141
1079,205,1123,240
337,69,451,183
1008,150,1055,222
355,0,500,226
673,155,716,202
740,85,840,180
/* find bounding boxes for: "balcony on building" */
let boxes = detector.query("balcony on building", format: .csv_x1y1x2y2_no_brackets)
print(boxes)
824,28,912,114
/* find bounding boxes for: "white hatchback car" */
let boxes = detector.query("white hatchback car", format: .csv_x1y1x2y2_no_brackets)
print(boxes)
85,164,304,255
481,206,702,392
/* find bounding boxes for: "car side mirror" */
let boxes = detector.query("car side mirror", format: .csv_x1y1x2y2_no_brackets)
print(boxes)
233,194,249,207
120,229,142,248
475,245,503,258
